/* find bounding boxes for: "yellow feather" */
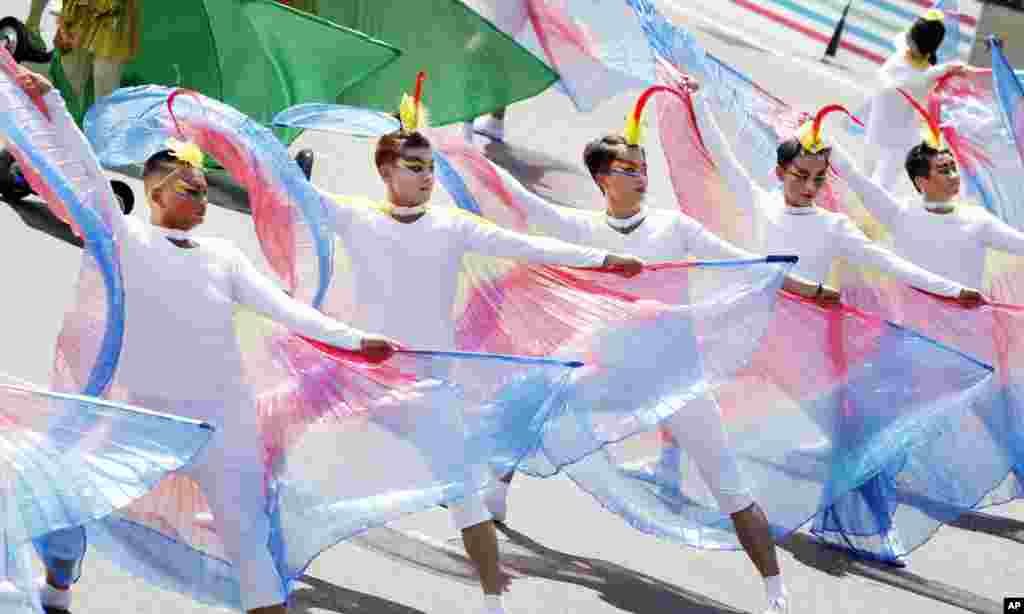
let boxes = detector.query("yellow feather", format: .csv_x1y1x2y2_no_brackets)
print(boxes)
399,94,419,132
922,125,944,149
623,114,643,146
165,138,204,168
795,121,823,153
924,8,944,21
398,93,430,133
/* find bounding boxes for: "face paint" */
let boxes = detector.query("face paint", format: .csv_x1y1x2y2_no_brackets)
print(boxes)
149,165,209,230
385,147,435,208
170,176,209,202
396,157,435,175
780,155,829,207
606,162,648,178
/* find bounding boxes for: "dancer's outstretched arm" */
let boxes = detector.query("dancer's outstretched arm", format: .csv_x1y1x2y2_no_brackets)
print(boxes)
229,245,393,353
488,163,593,244
829,144,908,230
690,92,767,218
17,68,129,234
881,58,965,91
836,216,970,299
981,213,1024,256
455,211,645,275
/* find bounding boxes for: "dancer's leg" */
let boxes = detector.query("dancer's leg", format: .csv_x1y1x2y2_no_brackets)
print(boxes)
190,428,288,613
663,397,787,611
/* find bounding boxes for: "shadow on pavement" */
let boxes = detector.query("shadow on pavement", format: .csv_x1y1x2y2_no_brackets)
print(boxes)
289,574,426,614
351,523,746,613
492,523,747,614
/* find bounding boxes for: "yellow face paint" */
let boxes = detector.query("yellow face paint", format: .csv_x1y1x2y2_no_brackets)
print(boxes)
396,157,435,175
171,177,208,202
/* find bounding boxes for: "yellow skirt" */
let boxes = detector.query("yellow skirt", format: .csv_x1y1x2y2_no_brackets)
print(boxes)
62,0,140,61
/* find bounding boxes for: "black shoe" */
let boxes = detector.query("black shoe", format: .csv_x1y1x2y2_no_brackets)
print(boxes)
294,149,315,180
110,180,134,215
0,17,53,64
0,148,33,201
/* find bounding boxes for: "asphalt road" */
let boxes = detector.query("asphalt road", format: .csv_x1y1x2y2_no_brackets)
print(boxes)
0,1,1021,612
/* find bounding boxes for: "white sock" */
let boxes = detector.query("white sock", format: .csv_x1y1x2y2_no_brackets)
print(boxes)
37,577,71,610
484,593,505,614
484,481,510,522
764,574,786,603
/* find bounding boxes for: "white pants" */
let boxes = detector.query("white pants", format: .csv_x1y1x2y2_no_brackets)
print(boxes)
403,363,494,532
370,404,493,532
122,395,286,611
661,396,754,515
180,426,286,611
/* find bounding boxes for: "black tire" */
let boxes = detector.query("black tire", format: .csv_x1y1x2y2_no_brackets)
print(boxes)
110,180,134,215
0,149,32,202
295,149,315,181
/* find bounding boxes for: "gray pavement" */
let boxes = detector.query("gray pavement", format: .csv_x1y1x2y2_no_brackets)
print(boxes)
1,0,1021,612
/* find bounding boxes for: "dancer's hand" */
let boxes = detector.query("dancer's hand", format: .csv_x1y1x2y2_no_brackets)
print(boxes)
678,75,700,94
15,67,53,97
603,254,645,278
783,275,840,307
946,61,969,77
359,335,401,363
815,285,841,307
957,288,985,308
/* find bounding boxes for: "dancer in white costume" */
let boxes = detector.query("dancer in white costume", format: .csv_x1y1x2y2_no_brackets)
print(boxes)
465,80,850,614
15,68,397,614
693,75,984,564
865,9,975,196
693,88,979,305
840,104,1024,289
318,94,643,613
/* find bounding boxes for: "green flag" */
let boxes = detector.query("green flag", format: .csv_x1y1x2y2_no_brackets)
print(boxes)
318,1,559,125
54,0,401,142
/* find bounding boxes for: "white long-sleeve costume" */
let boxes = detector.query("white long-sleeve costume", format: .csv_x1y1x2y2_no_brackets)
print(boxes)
39,89,371,611
485,165,757,514
866,45,958,195
832,150,1024,288
324,196,608,528
325,199,608,349
693,93,964,298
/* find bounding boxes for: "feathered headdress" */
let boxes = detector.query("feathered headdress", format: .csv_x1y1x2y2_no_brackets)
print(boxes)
165,89,205,168
897,88,946,150
623,84,690,146
398,71,429,134
794,105,863,154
